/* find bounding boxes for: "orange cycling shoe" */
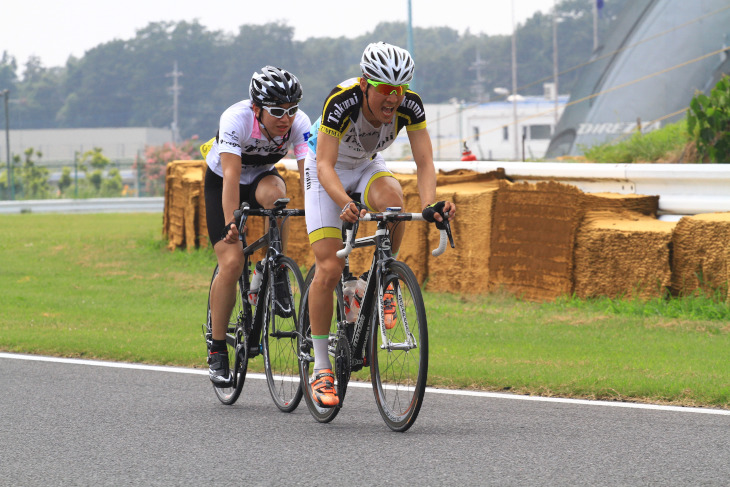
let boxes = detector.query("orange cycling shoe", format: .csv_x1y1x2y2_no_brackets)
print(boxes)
310,369,339,407
383,283,397,330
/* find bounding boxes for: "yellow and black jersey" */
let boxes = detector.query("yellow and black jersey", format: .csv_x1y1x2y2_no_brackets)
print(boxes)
307,77,427,166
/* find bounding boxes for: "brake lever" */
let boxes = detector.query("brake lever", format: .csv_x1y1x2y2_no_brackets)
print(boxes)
234,202,251,235
441,211,455,248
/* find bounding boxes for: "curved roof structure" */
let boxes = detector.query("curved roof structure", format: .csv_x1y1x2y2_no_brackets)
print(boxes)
546,0,730,158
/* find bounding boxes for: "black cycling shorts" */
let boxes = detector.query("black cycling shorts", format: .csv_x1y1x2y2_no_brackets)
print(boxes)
204,167,284,245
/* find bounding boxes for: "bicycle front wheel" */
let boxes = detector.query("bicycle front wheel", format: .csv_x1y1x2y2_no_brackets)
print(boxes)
370,261,428,432
261,255,305,412
206,265,248,405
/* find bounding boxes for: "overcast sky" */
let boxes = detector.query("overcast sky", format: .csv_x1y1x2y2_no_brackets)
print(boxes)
1,0,555,70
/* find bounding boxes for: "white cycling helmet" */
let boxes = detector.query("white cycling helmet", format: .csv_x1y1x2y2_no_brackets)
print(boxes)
360,42,414,85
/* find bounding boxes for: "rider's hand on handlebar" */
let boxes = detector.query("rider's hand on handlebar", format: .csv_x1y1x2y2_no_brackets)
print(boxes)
339,200,365,223
220,220,239,244
422,201,456,229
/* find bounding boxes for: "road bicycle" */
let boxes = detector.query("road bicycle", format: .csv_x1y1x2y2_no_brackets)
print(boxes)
204,198,305,411
297,206,454,431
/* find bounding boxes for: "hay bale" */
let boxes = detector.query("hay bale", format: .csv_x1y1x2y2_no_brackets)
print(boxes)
425,180,499,294
581,192,659,216
489,180,584,301
574,211,675,299
163,160,207,251
275,164,312,269
671,213,730,299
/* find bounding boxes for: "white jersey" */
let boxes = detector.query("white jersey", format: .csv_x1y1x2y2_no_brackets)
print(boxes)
205,99,311,184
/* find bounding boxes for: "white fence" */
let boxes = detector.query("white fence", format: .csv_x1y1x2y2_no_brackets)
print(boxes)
1,162,729,219
390,161,730,221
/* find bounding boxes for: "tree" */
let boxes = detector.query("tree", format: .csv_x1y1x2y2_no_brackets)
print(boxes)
687,75,730,163
138,136,200,196
15,148,51,199
79,147,124,196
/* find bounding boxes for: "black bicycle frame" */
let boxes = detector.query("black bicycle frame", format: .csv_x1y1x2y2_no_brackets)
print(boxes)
340,219,398,371
235,200,302,358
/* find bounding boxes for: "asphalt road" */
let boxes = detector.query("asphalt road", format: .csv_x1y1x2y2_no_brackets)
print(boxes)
1,354,729,486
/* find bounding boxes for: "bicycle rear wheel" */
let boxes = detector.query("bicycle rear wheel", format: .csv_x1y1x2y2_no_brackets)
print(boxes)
261,255,305,412
297,265,345,423
370,261,428,432
206,265,248,405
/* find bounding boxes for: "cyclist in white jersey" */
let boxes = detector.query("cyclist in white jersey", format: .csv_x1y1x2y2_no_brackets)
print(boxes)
202,66,311,387
303,42,455,407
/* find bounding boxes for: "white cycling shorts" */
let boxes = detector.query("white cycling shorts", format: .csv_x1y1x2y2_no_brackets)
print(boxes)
303,150,392,244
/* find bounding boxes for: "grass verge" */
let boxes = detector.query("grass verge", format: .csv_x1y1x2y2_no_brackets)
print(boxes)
1,213,729,408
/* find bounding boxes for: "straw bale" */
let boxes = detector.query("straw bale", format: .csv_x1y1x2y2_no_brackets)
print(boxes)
489,180,584,301
163,160,206,251
671,212,730,300
581,192,659,217
425,179,499,294
275,164,312,269
574,211,675,299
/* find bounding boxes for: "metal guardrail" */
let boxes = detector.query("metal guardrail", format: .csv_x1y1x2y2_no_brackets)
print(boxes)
2,162,729,219
387,161,730,220
0,197,164,214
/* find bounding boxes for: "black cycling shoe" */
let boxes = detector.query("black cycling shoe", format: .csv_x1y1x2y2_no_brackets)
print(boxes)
208,350,233,388
273,267,294,318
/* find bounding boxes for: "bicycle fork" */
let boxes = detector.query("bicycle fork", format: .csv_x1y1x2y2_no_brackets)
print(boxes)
377,272,418,352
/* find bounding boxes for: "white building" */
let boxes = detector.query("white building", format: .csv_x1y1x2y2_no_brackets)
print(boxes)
381,95,568,162
0,127,174,165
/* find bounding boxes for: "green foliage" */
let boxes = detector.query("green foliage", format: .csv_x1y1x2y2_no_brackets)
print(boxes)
57,167,72,196
687,75,730,163
2,0,628,137
75,147,124,197
581,119,690,163
14,148,51,199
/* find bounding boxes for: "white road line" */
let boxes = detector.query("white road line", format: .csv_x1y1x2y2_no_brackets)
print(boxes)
2,352,729,416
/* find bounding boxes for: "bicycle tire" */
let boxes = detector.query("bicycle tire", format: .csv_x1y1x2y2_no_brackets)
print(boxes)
297,264,345,423
370,261,428,432
261,255,305,412
206,265,248,405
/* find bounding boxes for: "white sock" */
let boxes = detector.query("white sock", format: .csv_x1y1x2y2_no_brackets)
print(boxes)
312,336,331,373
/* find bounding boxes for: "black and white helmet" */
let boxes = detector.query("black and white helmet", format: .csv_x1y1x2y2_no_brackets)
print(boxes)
249,66,303,106
360,42,415,85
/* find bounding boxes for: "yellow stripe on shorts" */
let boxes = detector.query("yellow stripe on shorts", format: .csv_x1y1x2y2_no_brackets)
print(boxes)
363,171,392,211
308,227,343,244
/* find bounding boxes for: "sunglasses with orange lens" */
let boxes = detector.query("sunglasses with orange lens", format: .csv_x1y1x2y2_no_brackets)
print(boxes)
366,78,409,96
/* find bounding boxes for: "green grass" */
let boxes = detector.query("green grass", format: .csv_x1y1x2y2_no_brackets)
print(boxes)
2,213,729,409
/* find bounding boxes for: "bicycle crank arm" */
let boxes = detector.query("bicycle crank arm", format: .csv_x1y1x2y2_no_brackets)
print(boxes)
382,341,418,351
268,331,298,339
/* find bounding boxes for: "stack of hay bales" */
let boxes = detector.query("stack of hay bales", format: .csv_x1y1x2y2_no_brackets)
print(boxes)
488,181,584,301
425,170,501,294
671,213,730,301
162,160,730,303
163,160,207,251
573,193,675,299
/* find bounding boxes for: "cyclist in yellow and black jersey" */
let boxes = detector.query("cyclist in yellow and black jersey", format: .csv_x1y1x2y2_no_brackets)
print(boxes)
303,42,456,408
308,77,426,165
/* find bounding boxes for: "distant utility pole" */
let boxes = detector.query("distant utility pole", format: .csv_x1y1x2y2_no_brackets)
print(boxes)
167,61,182,145
553,0,560,126
407,0,415,89
511,0,519,161
593,0,599,51
2,89,12,200
469,49,488,104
